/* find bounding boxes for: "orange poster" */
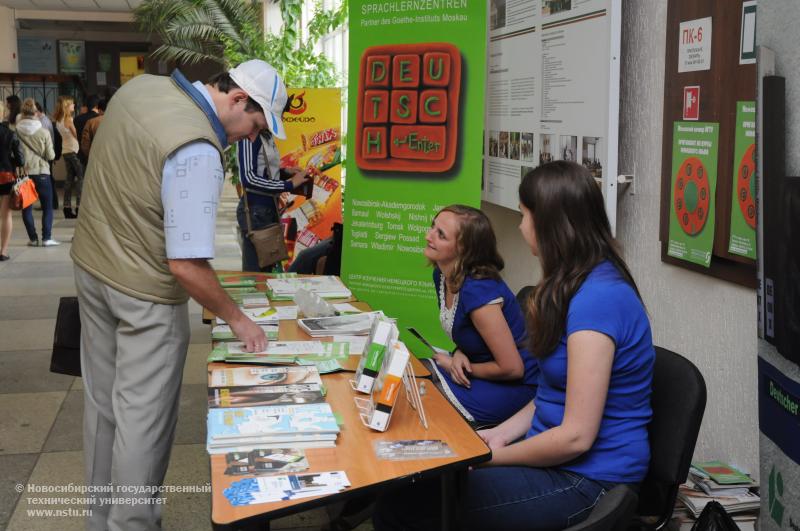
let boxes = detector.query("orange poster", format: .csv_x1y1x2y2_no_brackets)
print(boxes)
276,88,343,266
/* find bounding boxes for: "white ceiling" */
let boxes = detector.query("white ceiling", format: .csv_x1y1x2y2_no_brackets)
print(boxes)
0,0,143,12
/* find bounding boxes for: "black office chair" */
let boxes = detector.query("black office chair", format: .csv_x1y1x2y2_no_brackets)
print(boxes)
563,485,639,531
637,346,706,529
564,346,707,531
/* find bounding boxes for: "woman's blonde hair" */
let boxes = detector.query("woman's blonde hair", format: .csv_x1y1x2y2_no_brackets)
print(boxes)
21,98,37,118
53,95,74,123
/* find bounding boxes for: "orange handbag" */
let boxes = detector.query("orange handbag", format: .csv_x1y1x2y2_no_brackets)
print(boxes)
10,176,38,211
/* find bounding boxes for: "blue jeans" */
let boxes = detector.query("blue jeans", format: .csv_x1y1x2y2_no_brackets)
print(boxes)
62,152,83,209
373,467,614,531
22,174,54,242
288,237,334,274
236,197,279,272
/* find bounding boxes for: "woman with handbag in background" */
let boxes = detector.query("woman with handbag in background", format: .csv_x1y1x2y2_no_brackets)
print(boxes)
16,98,58,247
53,95,83,219
236,94,311,271
0,100,25,260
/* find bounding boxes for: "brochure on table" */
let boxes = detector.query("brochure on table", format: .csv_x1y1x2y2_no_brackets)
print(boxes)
343,0,488,351
482,0,621,233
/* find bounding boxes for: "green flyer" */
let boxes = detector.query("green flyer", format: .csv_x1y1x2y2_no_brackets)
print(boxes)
343,1,487,353
728,101,756,259
667,121,720,267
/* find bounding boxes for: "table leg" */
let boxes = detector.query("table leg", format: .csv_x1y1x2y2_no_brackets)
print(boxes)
440,472,457,531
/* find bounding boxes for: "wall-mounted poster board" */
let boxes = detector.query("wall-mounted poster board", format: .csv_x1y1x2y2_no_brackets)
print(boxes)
17,38,57,74
660,0,757,287
58,40,85,77
482,0,622,233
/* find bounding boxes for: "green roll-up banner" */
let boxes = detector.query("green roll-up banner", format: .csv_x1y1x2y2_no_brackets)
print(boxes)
343,2,488,355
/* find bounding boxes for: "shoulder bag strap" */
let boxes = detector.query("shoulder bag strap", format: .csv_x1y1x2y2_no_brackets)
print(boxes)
17,134,46,163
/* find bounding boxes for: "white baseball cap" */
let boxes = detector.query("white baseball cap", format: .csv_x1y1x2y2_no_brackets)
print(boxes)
229,59,288,139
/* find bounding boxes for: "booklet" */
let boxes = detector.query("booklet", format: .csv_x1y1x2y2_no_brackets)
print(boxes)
691,461,754,485
331,335,368,355
211,324,279,341
298,311,382,336
224,448,309,476
267,276,351,299
209,366,323,388
214,342,348,364
208,384,325,408
223,471,350,506
207,404,339,440
224,286,260,303
374,440,455,460
218,273,271,288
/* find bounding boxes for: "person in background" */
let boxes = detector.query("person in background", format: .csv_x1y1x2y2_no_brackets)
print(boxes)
35,101,59,210
53,95,83,219
71,59,284,530
16,98,58,247
374,161,655,530
236,94,310,272
4,95,21,129
0,101,25,260
74,94,99,165
424,204,539,426
80,95,112,160
287,236,334,274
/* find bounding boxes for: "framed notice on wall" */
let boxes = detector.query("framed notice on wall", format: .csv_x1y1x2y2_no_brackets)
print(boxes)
482,0,622,232
58,40,86,76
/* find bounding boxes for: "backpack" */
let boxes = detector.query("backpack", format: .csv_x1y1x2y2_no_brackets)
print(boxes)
52,124,62,161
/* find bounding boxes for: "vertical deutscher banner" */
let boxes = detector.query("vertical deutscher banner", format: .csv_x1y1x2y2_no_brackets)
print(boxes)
343,1,487,350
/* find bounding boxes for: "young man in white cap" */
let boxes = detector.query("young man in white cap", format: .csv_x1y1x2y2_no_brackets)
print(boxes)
71,59,286,531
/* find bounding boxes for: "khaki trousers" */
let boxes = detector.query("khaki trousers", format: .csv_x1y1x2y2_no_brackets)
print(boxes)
75,265,190,531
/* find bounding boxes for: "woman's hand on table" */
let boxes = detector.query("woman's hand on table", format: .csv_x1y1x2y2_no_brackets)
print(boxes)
449,350,472,388
477,426,511,451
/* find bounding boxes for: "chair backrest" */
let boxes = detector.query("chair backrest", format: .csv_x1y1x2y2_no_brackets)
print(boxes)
564,484,639,531
638,346,707,528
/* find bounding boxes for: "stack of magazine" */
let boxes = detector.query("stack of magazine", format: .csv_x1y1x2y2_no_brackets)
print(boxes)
206,402,340,454
298,311,383,337
267,276,352,300
211,324,279,342
207,366,341,455
208,366,325,409
674,461,760,528
209,340,349,366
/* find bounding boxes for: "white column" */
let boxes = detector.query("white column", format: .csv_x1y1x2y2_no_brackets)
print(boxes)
0,6,19,73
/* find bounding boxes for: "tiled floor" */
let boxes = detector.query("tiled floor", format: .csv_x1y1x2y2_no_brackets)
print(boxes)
0,184,369,531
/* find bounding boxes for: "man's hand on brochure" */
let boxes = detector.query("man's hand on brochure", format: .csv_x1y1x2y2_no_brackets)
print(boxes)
229,314,267,352
285,167,311,190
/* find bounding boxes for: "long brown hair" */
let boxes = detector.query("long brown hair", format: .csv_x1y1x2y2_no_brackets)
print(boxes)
431,205,504,292
519,161,641,357
53,95,74,124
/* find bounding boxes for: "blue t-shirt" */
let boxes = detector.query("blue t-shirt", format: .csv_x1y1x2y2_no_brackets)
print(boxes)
526,260,654,483
434,269,539,424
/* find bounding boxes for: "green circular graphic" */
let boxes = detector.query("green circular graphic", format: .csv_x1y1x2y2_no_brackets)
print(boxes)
684,180,699,213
